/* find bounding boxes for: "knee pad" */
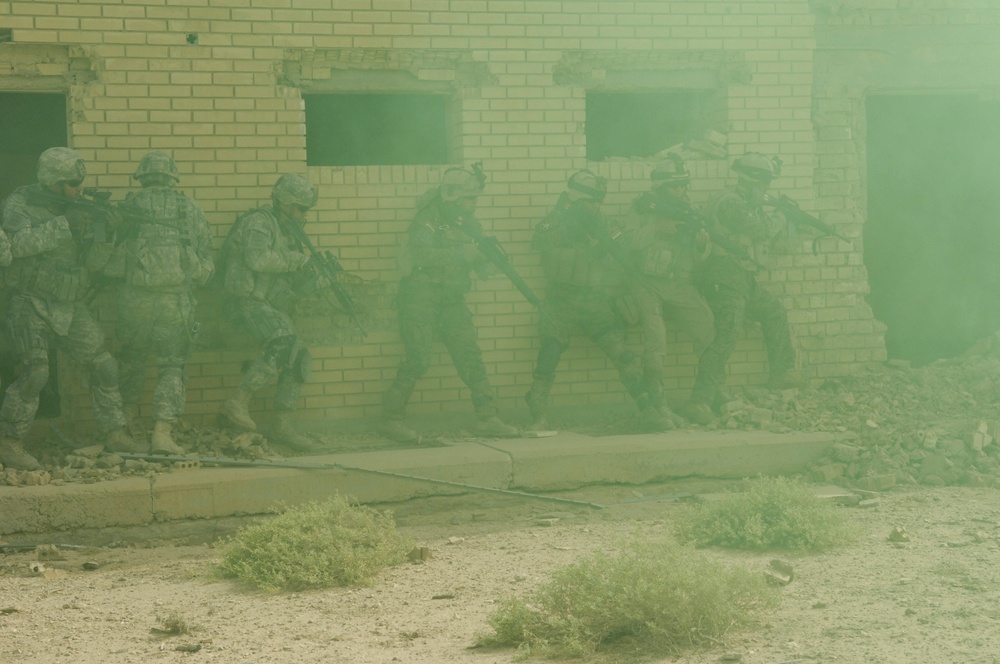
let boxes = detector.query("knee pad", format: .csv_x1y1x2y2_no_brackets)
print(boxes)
263,335,297,369
89,351,119,389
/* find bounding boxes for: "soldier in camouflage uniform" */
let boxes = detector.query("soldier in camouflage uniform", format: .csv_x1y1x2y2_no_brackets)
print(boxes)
0,147,136,470
678,153,802,425
377,168,519,443
523,170,653,431
217,173,323,453
628,156,715,430
112,152,214,455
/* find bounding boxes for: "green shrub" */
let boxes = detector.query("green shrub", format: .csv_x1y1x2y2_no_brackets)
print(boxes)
675,475,858,551
479,536,778,659
214,495,412,592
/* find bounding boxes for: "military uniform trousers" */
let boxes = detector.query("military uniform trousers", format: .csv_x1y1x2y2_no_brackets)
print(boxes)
382,276,497,420
635,278,715,364
0,294,126,440
117,287,195,424
228,297,305,412
689,267,794,406
526,285,646,417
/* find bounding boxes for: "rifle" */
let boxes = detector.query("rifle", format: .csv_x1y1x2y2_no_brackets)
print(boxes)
281,219,368,338
461,163,559,329
762,192,851,253
452,220,560,330
26,186,122,244
633,191,767,271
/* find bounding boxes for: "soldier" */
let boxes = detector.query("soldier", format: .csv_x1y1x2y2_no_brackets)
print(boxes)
678,153,803,425
0,147,136,470
113,151,214,455
523,170,653,431
628,155,715,429
378,168,519,443
217,173,321,453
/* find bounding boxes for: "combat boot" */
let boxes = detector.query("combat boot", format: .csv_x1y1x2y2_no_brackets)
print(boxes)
524,389,551,432
640,404,675,432
0,437,42,471
377,419,420,444
473,415,519,438
265,413,321,453
219,388,257,431
676,399,715,426
150,421,185,455
105,427,140,453
123,402,142,438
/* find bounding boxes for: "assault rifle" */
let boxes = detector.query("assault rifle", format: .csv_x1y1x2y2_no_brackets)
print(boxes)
26,186,122,244
463,162,559,328
451,218,559,330
762,192,851,253
635,191,766,271
282,219,368,338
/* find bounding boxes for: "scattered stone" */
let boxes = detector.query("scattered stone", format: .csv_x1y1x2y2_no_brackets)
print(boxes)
812,463,845,483
765,559,794,586
811,601,828,609
534,518,560,527
406,547,433,562
446,536,465,545
888,526,910,542
81,561,100,571
857,498,881,508
431,593,454,600
719,653,743,662
854,474,896,492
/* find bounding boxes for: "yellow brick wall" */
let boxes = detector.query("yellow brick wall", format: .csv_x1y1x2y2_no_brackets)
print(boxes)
0,0,889,429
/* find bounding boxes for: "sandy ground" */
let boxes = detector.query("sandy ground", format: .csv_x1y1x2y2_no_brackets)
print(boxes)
3,481,1000,664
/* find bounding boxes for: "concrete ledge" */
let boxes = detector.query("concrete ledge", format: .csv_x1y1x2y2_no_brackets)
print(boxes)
0,478,152,536
1,431,838,537
490,430,843,491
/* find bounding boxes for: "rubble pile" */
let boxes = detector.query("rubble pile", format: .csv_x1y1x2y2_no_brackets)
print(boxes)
728,335,1000,489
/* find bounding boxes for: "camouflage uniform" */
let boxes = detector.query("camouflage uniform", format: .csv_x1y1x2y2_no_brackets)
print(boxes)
219,206,312,424
0,148,133,466
628,188,715,422
524,185,648,428
113,152,214,451
686,186,795,411
379,170,517,441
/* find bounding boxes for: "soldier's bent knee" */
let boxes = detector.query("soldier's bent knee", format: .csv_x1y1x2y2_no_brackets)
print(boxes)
89,351,120,388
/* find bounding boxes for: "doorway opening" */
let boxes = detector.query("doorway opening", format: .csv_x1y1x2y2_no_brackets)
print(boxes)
865,93,1000,365
0,91,69,417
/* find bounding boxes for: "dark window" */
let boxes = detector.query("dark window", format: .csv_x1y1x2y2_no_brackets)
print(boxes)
586,91,714,161
0,92,68,196
304,93,449,166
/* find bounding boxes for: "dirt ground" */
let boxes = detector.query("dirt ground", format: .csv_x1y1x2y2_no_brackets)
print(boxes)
3,480,1000,664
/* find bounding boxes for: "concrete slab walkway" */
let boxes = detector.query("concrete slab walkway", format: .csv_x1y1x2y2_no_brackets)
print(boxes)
0,429,844,537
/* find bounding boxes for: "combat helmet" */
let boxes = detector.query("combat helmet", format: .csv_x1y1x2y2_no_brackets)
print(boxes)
36,147,86,187
650,154,690,187
439,168,484,202
272,173,318,209
133,151,180,185
566,169,607,202
732,152,781,184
